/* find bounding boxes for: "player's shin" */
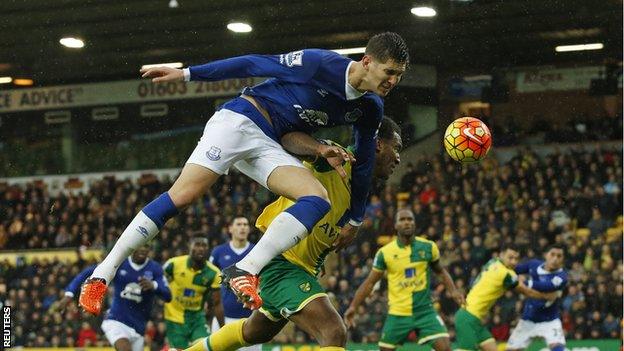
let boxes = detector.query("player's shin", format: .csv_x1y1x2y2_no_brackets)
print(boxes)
91,192,178,282
205,318,249,351
236,196,330,274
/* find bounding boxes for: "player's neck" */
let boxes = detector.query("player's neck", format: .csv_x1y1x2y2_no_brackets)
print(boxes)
230,239,248,249
347,61,371,93
398,235,412,246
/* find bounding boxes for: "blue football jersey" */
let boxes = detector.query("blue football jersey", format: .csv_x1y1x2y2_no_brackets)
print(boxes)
65,258,171,334
209,242,254,318
187,49,383,223
515,259,568,322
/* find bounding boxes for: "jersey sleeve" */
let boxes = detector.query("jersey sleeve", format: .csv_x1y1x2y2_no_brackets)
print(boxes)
528,272,568,292
153,264,172,302
503,270,519,290
430,242,440,262
348,100,383,224
373,250,386,271
515,259,540,275
188,49,322,84
163,259,174,281
64,265,97,297
207,263,222,289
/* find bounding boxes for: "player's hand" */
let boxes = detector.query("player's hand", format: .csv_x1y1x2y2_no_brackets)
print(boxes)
50,296,72,314
451,290,465,306
138,277,155,291
140,66,184,83
332,224,359,252
543,291,559,301
317,144,355,179
343,306,357,328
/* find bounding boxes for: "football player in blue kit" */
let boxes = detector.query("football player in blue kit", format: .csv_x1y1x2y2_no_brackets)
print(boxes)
208,216,260,351
81,32,409,313
60,244,171,351
506,244,568,351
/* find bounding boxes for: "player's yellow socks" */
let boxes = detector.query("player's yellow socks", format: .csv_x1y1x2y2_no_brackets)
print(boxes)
319,347,345,351
206,318,249,351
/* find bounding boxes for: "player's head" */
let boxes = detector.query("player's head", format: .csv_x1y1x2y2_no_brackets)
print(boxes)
131,243,151,264
189,236,209,263
499,244,521,269
395,208,416,238
229,216,250,242
362,32,409,96
374,117,402,180
544,244,565,270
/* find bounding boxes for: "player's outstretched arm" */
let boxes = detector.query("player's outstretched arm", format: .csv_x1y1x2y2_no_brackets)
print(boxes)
431,260,465,306
344,269,383,328
515,282,558,301
280,132,355,178
51,264,97,313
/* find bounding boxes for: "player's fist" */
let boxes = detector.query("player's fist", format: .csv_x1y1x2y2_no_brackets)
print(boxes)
343,306,357,328
138,277,155,291
316,144,355,179
140,66,184,83
332,224,359,252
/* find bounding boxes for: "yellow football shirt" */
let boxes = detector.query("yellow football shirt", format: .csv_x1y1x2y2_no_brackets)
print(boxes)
372,237,440,316
163,255,221,324
256,144,352,276
465,258,519,320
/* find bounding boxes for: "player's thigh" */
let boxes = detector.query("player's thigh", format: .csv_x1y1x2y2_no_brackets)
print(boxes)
266,165,329,201
243,310,288,344
165,320,191,349
168,163,220,208
288,295,347,346
539,319,566,349
413,310,449,346
506,319,534,350
378,315,414,350
101,320,134,351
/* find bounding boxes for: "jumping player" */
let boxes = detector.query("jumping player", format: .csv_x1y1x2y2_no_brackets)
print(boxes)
80,32,409,314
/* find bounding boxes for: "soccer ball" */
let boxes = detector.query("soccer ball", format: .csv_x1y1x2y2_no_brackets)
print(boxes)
443,117,492,163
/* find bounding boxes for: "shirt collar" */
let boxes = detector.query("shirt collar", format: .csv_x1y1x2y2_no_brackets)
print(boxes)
345,61,365,100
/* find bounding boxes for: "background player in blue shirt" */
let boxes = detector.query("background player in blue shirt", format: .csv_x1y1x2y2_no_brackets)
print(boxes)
208,216,260,351
82,32,409,312
507,244,568,351
60,244,171,351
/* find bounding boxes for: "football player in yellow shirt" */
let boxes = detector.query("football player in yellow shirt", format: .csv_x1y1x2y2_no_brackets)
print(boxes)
343,208,464,351
455,244,558,351
176,117,402,351
163,236,224,349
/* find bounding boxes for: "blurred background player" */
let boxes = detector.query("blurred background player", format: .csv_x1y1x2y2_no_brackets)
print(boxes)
343,208,464,351
57,244,171,351
208,216,260,351
163,236,224,349
454,244,558,351
81,32,409,313
506,245,568,351
178,116,403,351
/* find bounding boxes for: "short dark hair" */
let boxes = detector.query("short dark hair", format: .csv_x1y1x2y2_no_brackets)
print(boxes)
546,244,566,254
378,117,401,141
500,243,520,253
365,32,409,64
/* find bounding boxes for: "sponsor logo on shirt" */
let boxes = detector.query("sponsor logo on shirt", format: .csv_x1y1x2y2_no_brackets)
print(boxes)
344,108,362,122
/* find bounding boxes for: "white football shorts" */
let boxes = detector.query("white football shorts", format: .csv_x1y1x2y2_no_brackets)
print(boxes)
101,319,144,351
186,108,305,189
506,318,566,349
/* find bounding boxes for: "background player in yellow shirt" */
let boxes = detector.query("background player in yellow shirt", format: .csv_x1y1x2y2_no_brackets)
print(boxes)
343,208,464,351
454,244,558,351
163,236,224,349
175,117,402,351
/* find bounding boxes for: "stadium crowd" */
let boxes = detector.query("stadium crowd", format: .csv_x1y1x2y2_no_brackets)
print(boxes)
1,145,622,348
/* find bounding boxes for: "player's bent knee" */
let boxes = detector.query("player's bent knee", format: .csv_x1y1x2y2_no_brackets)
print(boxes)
319,321,347,347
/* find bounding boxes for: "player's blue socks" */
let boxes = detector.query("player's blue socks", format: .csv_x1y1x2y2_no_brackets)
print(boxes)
284,195,331,231
551,345,565,351
142,192,180,229
236,195,330,275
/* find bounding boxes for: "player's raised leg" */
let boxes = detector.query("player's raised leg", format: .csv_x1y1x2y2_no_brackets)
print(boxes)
79,164,217,314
